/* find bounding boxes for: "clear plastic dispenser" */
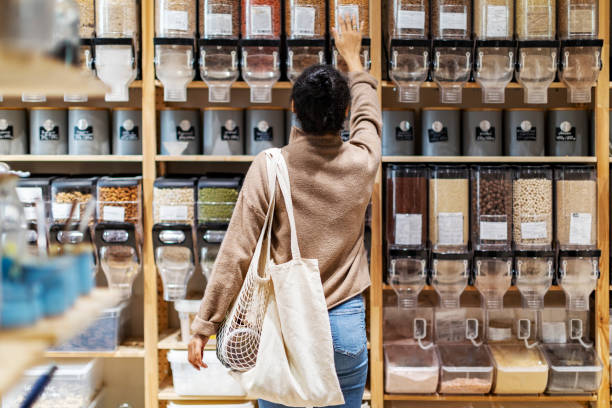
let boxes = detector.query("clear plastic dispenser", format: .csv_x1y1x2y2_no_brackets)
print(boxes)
94,222,142,299
430,166,469,254
64,40,96,102
199,0,240,102
388,248,428,309
241,0,281,103
558,250,600,311
515,251,554,309
431,253,470,309
331,1,371,73
154,38,195,102
513,166,553,251
541,343,603,394
333,39,371,73
386,0,430,103
286,0,327,82
94,0,138,102
515,41,559,104
432,40,473,104
197,222,228,281
473,251,512,309
153,224,196,301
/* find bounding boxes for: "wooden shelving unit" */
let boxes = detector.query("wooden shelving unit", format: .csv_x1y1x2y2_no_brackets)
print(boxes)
45,342,146,359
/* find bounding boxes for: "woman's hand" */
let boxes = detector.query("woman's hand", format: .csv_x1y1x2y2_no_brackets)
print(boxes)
188,334,209,370
332,15,364,73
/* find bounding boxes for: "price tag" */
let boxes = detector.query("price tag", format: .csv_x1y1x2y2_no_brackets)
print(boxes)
160,205,188,221
438,212,463,245
250,5,273,36
397,10,425,30
521,222,548,239
293,6,316,36
16,187,43,203
440,12,467,30
53,203,78,220
569,213,592,245
395,214,422,246
104,206,126,222
23,206,37,221
205,13,233,36
485,5,508,37
480,221,507,241
338,4,360,31
164,10,189,31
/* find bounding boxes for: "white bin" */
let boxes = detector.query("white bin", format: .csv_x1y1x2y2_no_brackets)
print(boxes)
167,350,246,396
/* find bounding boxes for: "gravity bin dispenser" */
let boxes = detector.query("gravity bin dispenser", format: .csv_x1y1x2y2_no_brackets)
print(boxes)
474,40,516,104
515,41,559,104
559,40,603,103
198,1,240,103
286,0,327,82
197,222,228,282
153,224,196,301
515,250,555,310
558,250,600,311
241,0,281,103
94,222,142,299
64,39,96,103
331,1,371,73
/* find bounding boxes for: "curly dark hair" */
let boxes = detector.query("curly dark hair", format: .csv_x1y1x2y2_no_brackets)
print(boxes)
291,65,350,136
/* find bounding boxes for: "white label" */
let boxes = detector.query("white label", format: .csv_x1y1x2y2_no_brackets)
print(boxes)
395,214,422,246
24,206,37,221
53,202,78,220
485,5,508,37
521,222,548,239
397,10,425,30
250,5,273,35
163,10,189,31
480,221,508,241
438,212,464,245
338,4,360,31
293,6,316,36
160,205,188,221
569,213,592,245
205,13,233,36
542,322,567,343
440,12,467,30
103,206,125,222
16,187,43,203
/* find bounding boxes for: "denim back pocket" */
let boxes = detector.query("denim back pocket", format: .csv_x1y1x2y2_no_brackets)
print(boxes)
329,299,367,357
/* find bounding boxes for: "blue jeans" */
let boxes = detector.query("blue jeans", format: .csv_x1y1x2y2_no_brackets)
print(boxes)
258,295,368,408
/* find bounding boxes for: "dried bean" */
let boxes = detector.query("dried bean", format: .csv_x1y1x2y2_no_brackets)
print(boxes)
98,185,141,224
198,187,239,222
330,0,370,35
431,0,472,40
512,178,553,249
471,170,512,250
200,0,240,38
515,0,556,40
474,0,514,39
285,0,326,38
155,0,197,37
388,0,430,39
242,0,282,38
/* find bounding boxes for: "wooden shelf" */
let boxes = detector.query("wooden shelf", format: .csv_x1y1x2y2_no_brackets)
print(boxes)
155,155,254,162
158,330,215,351
381,81,571,90
382,284,563,292
45,341,145,358
0,289,120,394
0,155,143,163
156,80,293,90
383,394,597,402
383,156,597,163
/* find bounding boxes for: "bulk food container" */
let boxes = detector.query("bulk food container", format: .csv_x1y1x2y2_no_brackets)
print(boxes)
3,360,102,408
245,108,285,155
437,343,494,394
555,166,597,249
431,0,471,40
29,108,68,155
95,0,138,101
94,222,142,299
168,404,253,408
386,165,428,249
64,41,96,102
547,108,589,156
558,249,599,311
16,177,53,223
383,305,434,343
471,166,512,251
504,109,546,156
0,108,27,154
50,302,128,352
384,344,440,394
462,109,502,156
516,0,555,40
198,222,229,280
474,38,516,103
558,0,598,40
175,299,201,343
156,0,196,38
429,166,469,253
387,247,428,308
51,177,97,223
198,177,241,224
168,349,246,396
203,108,245,155
387,0,430,102
540,307,590,343
515,251,555,309
76,0,95,38
153,224,196,301
68,108,110,155
541,344,602,394
421,108,461,156
512,166,553,250
97,177,142,226
383,109,416,156
486,307,539,342
474,0,513,40
112,108,142,155
159,109,201,155
153,178,197,224
489,344,549,394
431,253,470,308
199,0,240,102
473,253,512,309
331,0,371,73
286,0,327,82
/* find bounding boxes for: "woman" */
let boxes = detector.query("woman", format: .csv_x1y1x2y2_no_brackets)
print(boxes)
188,16,381,408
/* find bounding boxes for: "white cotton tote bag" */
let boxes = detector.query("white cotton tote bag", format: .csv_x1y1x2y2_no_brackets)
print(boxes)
231,148,345,407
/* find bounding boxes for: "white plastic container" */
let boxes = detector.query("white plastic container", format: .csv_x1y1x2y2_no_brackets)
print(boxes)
168,403,253,408
167,350,246,396
3,360,102,408
174,299,201,343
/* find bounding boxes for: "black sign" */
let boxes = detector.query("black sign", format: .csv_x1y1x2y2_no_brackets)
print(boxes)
39,126,60,141
555,127,576,142
119,126,139,141
475,127,495,142
396,126,413,141
254,127,273,142
176,126,196,141
516,127,537,141
428,128,448,143
0,126,13,140
74,126,94,141
221,126,240,141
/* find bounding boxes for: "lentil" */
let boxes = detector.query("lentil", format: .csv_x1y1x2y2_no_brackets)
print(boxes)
154,187,195,224
198,187,239,222
429,176,469,251
76,0,95,38
155,0,196,37
242,0,282,38
431,0,472,40
558,0,598,39
285,0,326,38
200,0,240,38
473,0,514,39
389,0,430,39
330,0,370,35
386,166,428,248
97,182,141,224
512,178,553,249
556,179,597,248
515,0,556,40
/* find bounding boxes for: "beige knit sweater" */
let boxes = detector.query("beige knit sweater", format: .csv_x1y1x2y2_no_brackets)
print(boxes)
192,71,382,337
